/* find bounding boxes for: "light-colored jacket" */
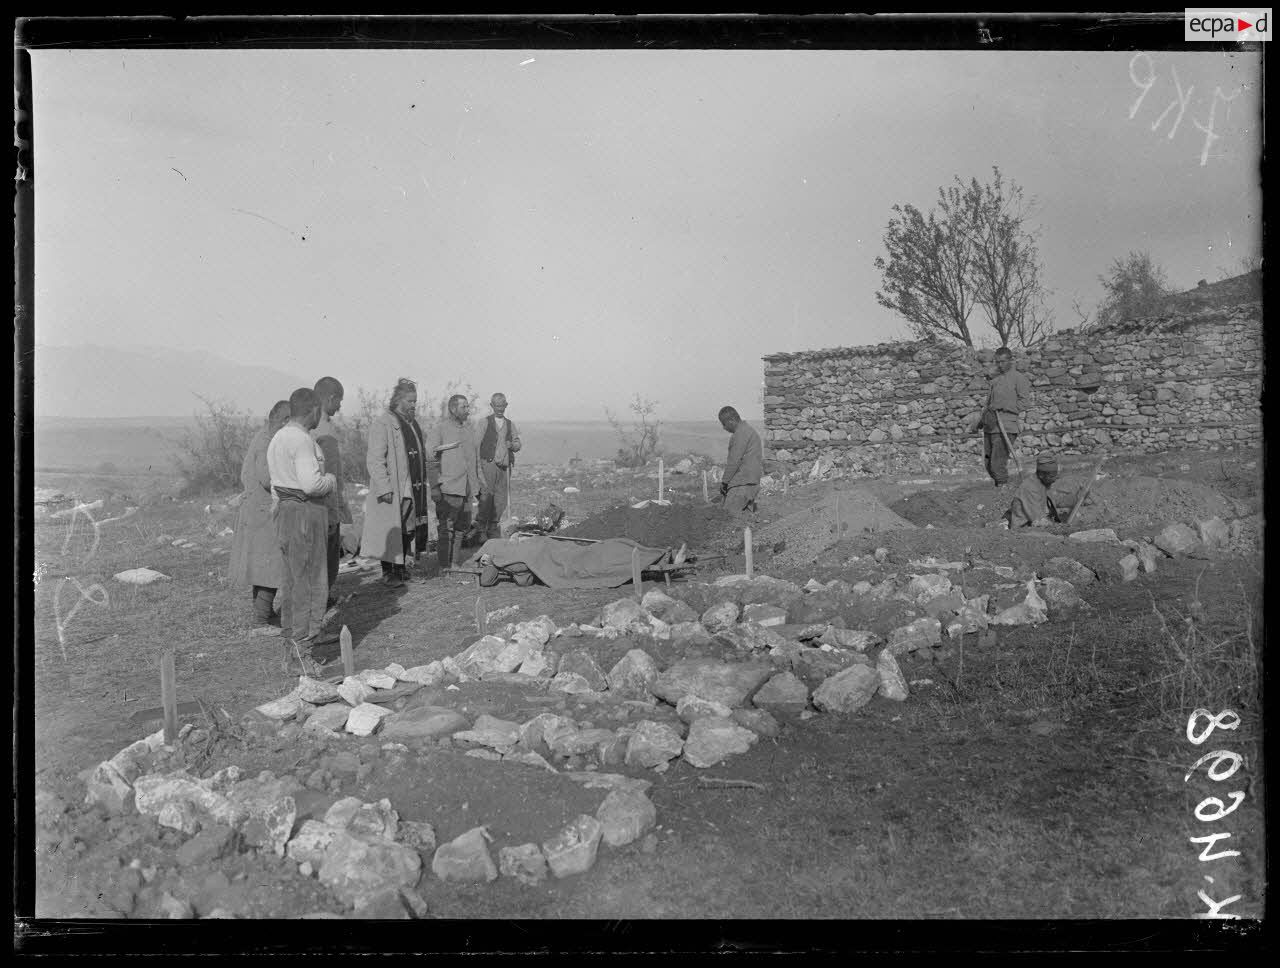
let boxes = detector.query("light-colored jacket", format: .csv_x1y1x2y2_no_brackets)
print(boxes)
359,410,428,565
985,368,1034,434
229,427,283,588
427,417,481,498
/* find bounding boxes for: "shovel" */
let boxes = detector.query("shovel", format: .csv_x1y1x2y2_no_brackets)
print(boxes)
993,411,1023,480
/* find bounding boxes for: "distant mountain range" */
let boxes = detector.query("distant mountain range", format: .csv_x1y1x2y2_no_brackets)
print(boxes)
32,344,309,419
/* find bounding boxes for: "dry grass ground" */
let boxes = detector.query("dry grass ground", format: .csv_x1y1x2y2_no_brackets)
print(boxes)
22,450,1266,931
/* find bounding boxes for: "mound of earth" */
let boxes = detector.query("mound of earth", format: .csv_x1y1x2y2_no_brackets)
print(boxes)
764,486,915,569
1068,476,1237,532
560,501,738,551
892,483,1005,529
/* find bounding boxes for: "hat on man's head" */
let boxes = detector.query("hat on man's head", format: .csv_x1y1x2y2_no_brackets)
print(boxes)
1036,452,1058,471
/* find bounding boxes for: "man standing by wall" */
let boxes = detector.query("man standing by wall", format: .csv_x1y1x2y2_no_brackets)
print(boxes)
717,406,763,514
312,376,351,605
475,392,522,540
428,393,482,570
267,387,338,675
980,346,1033,489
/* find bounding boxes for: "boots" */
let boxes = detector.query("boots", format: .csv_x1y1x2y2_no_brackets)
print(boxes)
438,528,454,570
252,586,276,625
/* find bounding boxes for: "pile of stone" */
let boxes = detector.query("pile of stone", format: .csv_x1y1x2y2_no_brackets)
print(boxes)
82,563,1089,915
1067,514,1234,582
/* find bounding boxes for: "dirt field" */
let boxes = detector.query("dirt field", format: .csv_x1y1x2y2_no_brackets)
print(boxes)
21,445,1265,935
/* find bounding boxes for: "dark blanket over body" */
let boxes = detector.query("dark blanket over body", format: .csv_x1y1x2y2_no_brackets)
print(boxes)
473,536,669,589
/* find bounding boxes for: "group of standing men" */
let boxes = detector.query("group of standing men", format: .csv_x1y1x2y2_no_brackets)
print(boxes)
229,378,520,674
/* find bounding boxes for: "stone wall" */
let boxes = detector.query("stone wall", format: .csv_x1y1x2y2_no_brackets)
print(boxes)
761,300,1262,477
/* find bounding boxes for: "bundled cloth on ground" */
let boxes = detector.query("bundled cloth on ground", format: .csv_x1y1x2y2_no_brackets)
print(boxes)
472,536,669,589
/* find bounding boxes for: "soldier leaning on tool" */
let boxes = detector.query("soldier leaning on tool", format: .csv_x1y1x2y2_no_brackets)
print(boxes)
972,346,1033,489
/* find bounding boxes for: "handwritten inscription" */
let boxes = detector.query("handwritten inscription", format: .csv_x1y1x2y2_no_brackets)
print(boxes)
1185,707,1246,918
1129,53,1243,166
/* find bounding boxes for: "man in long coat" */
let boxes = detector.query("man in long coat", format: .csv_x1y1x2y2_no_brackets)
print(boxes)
359,379,433,586
717,405,764,514
229,400,291,625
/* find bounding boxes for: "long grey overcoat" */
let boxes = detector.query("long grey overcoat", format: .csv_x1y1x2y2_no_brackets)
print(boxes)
229,427,284,588
359,410,430,564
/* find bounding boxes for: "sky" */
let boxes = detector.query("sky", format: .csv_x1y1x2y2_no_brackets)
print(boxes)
31,46,1262,421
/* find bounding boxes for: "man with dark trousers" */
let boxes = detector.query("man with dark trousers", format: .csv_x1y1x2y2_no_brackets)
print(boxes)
311,376,350,606
266,387,338,675
980,346,1033,489
475,392,522,540
427,394,482,570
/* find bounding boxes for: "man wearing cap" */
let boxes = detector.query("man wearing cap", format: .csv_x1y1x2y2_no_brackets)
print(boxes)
427,393,482,570
980,346,1033,488
474,392,522,541
717,406,763,514
1006,452,1063,528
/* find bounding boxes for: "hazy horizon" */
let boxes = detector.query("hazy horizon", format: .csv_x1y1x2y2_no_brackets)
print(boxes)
31,47,1261,422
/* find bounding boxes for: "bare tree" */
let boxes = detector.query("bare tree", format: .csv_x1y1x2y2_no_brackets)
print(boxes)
1093,251,1174,328
875,167,1053,347
605,395,662,468
963,169,1054,347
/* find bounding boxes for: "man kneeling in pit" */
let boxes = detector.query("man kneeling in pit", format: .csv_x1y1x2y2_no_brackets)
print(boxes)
1006,452,1068,529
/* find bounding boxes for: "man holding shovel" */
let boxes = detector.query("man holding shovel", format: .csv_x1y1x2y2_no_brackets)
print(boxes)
975,346,1033,489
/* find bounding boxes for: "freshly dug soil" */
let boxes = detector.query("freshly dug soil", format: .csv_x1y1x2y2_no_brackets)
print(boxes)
560,500,738,551
892,474,1239,534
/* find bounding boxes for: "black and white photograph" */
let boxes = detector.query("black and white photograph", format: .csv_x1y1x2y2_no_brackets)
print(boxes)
16,13,1265,945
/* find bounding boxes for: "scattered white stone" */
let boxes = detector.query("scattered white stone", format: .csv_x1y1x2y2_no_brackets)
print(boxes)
675,694,734,724
885,617,942,655
296,677,341,704
114,568,172,585
384,662,407,680
596,788,657,848
338,677,375,707
606,649,659,700
752,671,809,718
345,703,392,736
356,669,397,690
287,820,342,867
1068,528,1119,543
303,704,351,733
624,720,684,769
454,635,509,676
319,829,422,909
452,714,521,750
812,665,881,714
542,815,604,878
818,627,882,652
741,603,788,627
906,573,952,604
600,599,648,631
499,843,549,885
681,716,759,768
399,662,444,686
1118,554,1140,582
1155,522,1199,557
255,688,305,721
432,826,497,883
700,601,741,633
990,581,1049,627
1197,516,1230,549
876,650,909,701
548,671,594,694
491,637,538,673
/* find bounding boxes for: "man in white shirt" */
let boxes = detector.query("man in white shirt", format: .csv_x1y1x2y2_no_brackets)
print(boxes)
267,387,337,673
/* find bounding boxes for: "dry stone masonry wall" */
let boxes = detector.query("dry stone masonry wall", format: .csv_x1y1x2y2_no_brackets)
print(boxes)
762,300,1262,475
